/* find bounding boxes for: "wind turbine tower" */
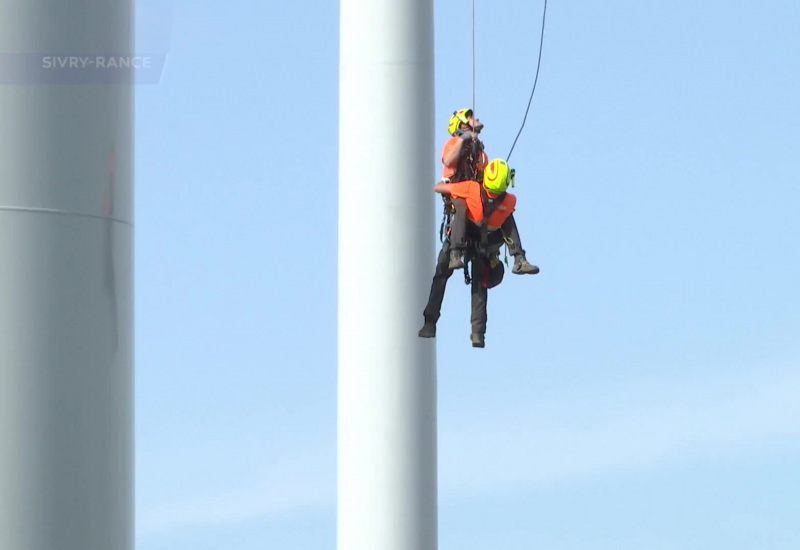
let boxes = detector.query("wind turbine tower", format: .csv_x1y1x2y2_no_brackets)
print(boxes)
338,0,438,549
0,2,134,549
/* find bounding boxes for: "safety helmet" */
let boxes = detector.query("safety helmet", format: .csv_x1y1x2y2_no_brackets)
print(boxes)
483,158,510,195
448,108,473,135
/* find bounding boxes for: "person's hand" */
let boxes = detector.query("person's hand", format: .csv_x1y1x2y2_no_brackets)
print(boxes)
459,129,476,141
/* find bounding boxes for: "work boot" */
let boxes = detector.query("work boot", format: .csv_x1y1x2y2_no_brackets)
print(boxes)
470,332,485,348
512,254,539,275
448,249,465,270
418,321,436,338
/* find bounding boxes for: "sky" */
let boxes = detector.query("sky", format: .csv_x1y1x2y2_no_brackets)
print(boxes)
134,1,800,549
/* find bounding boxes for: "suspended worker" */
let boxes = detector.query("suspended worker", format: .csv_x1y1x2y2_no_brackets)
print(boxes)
419,157,535,348
438,108,538,274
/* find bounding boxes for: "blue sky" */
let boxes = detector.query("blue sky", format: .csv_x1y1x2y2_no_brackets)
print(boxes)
134,1,800,548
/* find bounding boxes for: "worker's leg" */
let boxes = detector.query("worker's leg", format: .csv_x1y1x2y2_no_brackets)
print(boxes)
500,213,525,256
501,213,540,275
469,255,488,348
419,241,455,338
446,198,468,269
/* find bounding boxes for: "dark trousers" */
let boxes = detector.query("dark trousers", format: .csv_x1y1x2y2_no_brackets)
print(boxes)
448,198,527,257
422,239,491,335
500,213,526,257
424,198,524,336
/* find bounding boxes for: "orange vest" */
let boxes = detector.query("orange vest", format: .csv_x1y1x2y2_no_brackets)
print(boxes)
447,180,516,230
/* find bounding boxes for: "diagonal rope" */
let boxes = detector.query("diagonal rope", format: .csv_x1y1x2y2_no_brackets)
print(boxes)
506,0,549,163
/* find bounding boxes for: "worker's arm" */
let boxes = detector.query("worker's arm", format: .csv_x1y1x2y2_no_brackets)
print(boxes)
433,182,454,194
441,132,476,166
441,140,462,167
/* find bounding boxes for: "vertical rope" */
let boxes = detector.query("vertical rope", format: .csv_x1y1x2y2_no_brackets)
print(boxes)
471,0,476,114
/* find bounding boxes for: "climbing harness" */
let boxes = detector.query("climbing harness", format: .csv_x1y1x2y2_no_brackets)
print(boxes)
438,135,485,245
478,185,507,255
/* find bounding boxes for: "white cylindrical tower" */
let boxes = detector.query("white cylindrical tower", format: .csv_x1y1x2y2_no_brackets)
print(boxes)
338,0,438,549
0,2,134,549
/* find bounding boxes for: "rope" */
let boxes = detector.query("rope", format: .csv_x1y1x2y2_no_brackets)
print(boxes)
506,0,549,163
471,0,476,114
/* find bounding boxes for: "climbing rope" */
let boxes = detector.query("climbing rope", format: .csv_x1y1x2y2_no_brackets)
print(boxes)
471,0,476,116
506,0,549,163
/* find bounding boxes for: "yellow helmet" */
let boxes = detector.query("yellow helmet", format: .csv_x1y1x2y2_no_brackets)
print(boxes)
483,158,510,194
447,108,472,135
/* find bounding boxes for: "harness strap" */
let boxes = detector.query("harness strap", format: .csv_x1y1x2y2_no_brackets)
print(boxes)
437,142,486,283
439,197,452,243
463,242,476,285
479,186,507,255
452,137,484,183
501,231,514,265
439,139,481,244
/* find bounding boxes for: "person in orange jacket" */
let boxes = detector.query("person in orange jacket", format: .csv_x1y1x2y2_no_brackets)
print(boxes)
419,157,536,347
